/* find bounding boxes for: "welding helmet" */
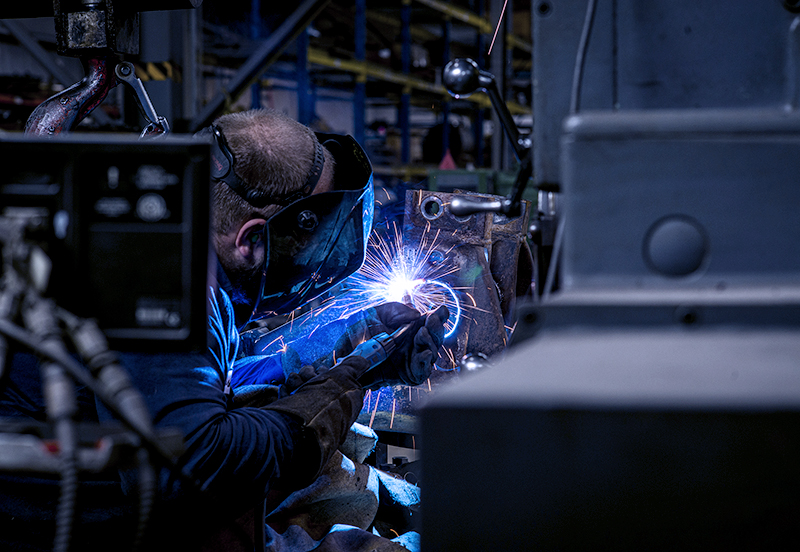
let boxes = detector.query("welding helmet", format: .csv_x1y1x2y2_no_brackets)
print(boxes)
200,125,374,320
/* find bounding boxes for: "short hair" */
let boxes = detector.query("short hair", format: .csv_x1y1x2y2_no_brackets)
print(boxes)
210,109,332,237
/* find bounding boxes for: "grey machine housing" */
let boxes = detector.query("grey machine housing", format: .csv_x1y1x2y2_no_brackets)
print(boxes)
421,1,800,550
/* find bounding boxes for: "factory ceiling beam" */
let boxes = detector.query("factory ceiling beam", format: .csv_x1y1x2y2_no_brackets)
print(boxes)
413,0,532,53
189,0,332,131
0,20,80,89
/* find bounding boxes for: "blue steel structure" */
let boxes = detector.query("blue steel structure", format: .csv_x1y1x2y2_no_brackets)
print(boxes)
400,0,412,165
354,0,366,147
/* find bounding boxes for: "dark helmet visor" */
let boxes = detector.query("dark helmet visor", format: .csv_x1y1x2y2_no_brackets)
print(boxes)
251,134,374,319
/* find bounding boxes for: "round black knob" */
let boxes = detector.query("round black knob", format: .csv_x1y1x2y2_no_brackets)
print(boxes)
443,58,482,97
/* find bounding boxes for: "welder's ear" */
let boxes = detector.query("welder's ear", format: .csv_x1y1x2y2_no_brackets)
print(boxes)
235,218,267,260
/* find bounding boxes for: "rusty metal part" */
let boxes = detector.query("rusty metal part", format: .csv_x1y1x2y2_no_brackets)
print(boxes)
24,57,119,136
489,204,535,327
403,189,531,374
53,0,140,56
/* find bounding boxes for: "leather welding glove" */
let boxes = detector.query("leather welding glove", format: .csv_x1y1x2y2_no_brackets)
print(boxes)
363,303,449,388
321,302,449,389
262,355,369,483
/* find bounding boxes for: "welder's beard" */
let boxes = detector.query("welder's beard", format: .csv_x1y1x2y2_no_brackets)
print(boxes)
225,261,264,312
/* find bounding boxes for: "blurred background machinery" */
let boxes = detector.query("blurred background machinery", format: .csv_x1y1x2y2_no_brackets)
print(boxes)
0,0,534,181
421,1,800,550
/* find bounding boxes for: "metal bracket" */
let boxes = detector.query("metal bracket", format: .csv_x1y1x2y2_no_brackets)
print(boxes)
115,61,170,138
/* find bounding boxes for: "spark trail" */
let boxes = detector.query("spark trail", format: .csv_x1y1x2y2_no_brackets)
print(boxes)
339,221,462,338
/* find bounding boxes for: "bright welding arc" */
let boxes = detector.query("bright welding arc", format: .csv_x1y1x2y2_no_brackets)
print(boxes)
342,224,462,337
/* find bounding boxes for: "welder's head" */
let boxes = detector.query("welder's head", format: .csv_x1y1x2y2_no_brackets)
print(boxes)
199,109,374,323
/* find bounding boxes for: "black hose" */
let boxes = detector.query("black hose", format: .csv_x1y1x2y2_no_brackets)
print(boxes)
53,444,78,552
0,318,196,487
133,448,156,552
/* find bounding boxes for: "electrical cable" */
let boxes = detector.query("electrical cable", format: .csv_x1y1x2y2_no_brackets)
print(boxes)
570,0,599,114
0,318,197,487
23,295,80,552
543,215,566,299
53,442,78,552
133,448,156,552
551,0,599,299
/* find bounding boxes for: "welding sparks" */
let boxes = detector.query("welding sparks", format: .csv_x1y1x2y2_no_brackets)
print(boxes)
342,222,462,338
369,389,381,428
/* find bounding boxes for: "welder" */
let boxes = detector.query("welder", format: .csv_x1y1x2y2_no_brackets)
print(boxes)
0,108,447,552
111,108,449,551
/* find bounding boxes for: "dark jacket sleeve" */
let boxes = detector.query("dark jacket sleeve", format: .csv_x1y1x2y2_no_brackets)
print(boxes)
102,352,314,511
97,283,317,518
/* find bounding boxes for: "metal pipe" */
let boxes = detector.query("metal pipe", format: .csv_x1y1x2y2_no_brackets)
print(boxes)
354,0,367,146
400,0,412,165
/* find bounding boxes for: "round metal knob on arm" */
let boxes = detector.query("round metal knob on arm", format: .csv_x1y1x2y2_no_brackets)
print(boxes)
443,58,482,97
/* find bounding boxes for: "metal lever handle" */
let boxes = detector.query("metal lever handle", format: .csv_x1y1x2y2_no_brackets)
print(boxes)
115,61,170,138
449,196,511,217
443,58,530,161
443,58,535,217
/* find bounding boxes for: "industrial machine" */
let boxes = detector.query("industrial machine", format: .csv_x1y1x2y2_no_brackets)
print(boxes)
421,1,800,550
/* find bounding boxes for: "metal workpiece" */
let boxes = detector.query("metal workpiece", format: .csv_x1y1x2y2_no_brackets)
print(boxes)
403,189,532,376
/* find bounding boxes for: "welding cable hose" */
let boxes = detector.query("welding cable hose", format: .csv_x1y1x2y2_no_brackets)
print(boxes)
21,295,80,552
0,318,196,487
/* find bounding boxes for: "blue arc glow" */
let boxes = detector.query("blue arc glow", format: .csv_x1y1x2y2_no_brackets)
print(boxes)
418,279,461,338
340,224,462,338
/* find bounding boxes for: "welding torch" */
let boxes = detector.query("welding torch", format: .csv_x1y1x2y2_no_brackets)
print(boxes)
339,321,418,389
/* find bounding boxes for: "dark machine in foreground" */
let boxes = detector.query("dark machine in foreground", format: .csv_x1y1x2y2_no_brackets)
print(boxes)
421,1,800,549
0,135,210,550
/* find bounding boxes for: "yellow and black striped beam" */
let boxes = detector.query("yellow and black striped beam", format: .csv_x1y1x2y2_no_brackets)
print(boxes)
133,61,181,82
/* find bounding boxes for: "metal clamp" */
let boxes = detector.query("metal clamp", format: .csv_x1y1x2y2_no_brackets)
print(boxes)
115,61,170,138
